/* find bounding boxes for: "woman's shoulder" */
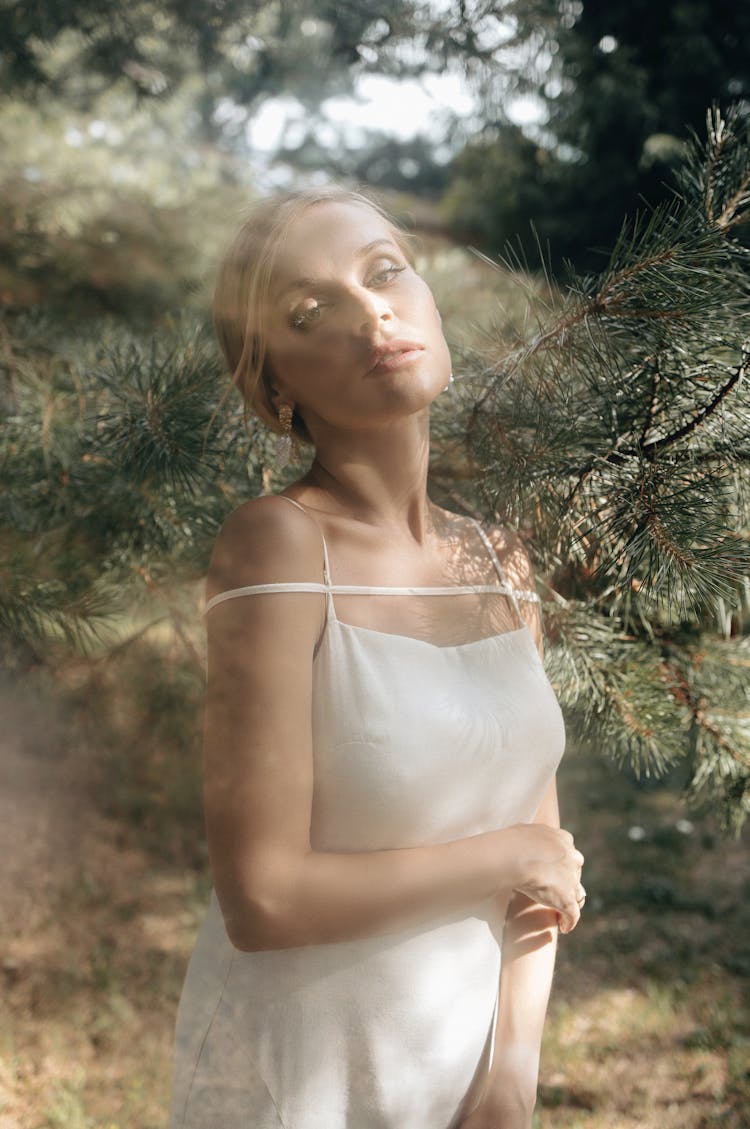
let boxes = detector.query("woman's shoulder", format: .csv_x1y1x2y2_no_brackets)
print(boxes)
460,514,542,646
206,493,327,602
485,523,536,592
443,507,535,592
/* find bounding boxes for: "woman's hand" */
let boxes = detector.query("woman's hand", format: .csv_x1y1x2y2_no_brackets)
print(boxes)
500,823,585,934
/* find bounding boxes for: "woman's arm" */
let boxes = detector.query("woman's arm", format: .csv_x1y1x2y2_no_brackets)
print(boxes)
461,779,562,1129
461,532,575,1128
204,498,584,952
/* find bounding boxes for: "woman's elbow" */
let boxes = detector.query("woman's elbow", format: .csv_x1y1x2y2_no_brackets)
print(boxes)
222,903,279,952
216,868,312,952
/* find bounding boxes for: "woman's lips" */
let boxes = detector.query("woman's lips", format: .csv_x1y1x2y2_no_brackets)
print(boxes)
366,341,425,374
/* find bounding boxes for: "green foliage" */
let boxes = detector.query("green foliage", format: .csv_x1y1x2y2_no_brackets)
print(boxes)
444,0,750,266
93,337,229,491
0,178,199,319
455,106,750,826
466,108,750,602
0,318,267,657
0,92,238,322
0,0,484,118
5,0,748,256
542,601,689,777
685,637,750,835
276,132,451,197
0,90,266,659
441,125,554,251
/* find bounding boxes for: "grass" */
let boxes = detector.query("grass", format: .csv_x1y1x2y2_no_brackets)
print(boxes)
0,622,748,1129
536,754,750,1128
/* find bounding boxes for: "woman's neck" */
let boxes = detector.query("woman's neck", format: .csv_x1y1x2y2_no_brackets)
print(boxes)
298,413,436,542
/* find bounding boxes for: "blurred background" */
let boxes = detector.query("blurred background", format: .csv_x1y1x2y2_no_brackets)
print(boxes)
1,2,749,1126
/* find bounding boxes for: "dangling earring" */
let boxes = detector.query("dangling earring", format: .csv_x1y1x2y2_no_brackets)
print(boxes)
275,403,294,470
442,372,455,392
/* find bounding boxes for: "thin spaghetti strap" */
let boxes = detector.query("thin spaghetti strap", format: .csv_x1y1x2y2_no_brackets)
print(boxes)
469,519,524,626
274,497,338,630
468,519,509,584
205,496,336,623
275,496,332,586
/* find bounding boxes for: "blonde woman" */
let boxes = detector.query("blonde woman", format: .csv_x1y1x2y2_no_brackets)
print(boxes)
169,187,584,1129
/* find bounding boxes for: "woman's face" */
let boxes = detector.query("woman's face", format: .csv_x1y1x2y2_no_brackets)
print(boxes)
262,200,452,437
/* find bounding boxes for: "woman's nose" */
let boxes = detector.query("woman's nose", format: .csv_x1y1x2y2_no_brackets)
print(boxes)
352,288,393,336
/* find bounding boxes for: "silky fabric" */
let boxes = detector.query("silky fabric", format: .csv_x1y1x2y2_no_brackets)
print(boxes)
169,501,566,1129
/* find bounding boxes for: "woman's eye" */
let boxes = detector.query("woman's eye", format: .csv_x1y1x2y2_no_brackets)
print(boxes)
290,301,323,330
369,263,406,286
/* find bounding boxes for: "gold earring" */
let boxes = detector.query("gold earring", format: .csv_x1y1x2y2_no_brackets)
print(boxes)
275,403,294,470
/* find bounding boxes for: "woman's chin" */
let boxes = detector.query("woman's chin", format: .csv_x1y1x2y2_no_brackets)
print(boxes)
376,368,449,410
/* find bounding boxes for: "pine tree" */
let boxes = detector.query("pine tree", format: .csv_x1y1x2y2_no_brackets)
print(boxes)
447,105,750,831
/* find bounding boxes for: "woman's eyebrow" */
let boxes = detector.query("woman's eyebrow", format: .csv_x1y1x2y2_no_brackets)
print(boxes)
272,240,400,302
357,238,399,258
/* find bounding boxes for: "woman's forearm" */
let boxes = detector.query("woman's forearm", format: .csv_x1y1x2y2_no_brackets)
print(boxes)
485,894,558,1101
217,829,522,951
477,776,564,1118
458,894,558,1128
215,812,583,952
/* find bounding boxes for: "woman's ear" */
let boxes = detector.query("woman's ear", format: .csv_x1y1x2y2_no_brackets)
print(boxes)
262,359,285,412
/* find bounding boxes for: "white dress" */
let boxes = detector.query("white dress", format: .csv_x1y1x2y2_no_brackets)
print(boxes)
169,499,566,1129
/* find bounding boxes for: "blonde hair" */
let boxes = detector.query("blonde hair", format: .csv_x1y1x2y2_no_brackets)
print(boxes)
213,186,415,444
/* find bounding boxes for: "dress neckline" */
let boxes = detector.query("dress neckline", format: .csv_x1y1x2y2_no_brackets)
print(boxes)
320,615,534,655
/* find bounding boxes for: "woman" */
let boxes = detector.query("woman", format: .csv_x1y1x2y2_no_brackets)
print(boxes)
169,186,585,1129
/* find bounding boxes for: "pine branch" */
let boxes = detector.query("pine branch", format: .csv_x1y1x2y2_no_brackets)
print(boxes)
0,570,119,656
641,350,749,461
0,317,267,663
464,105,750,616
92,334,229,493
697,105,750,232
680,635,750,832
542,598,690,777
451,104,750,827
